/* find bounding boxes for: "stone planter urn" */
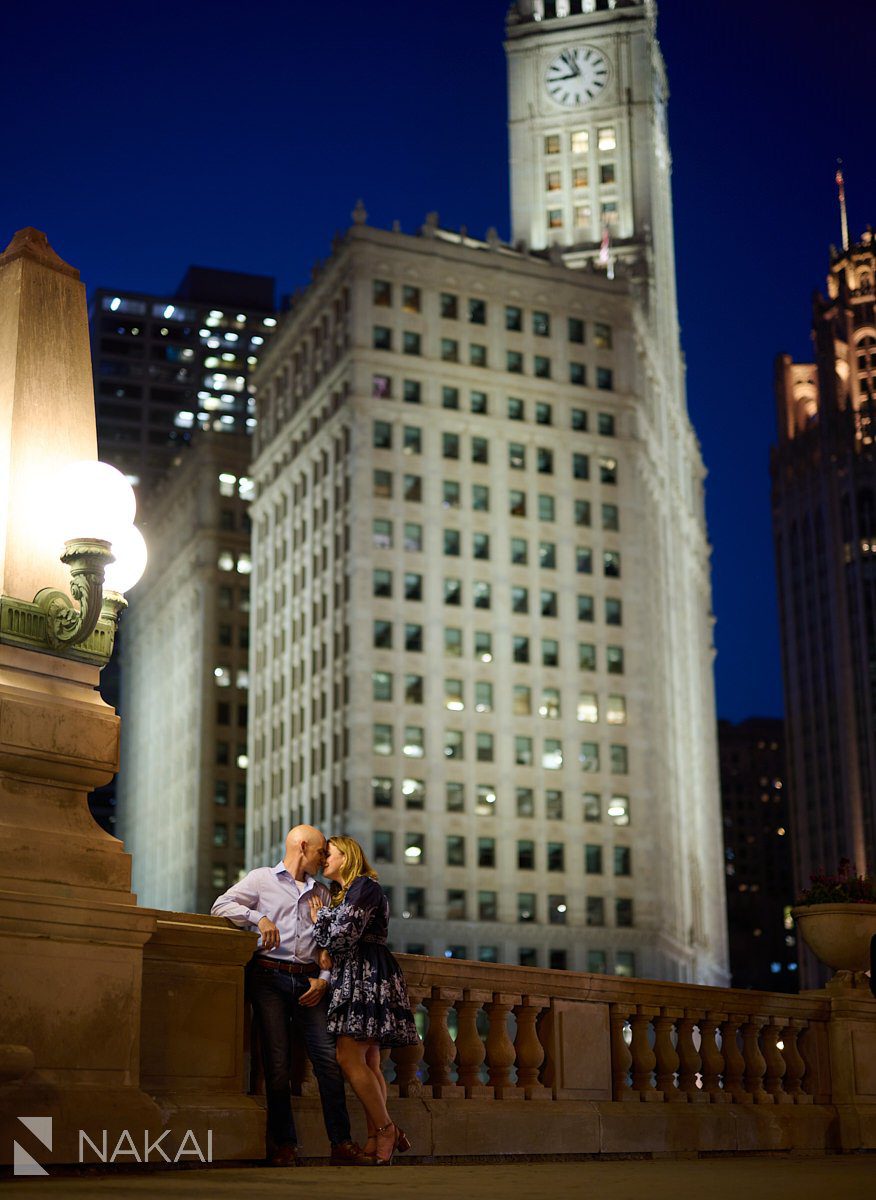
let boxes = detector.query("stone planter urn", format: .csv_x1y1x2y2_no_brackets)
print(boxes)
791,903,876,981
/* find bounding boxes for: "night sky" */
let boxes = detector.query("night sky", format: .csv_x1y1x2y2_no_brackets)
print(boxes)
3,1,873,721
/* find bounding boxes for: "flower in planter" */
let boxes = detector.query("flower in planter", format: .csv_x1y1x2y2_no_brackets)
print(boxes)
796,858,876,906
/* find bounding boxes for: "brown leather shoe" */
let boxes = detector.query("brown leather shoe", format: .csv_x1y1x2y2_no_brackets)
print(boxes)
267,1144,301,1167
330,1139,369,1165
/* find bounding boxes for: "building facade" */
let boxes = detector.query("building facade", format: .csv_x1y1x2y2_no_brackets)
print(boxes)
89,266,276,498
772,228,876,982
718,718,797,992
117,434,253,913
245,1,726,982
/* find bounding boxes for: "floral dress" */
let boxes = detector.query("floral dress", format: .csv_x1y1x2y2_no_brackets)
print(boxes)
313,876,420,1046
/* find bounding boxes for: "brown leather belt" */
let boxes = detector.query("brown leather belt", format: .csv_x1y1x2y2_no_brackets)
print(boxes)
253,957,318,976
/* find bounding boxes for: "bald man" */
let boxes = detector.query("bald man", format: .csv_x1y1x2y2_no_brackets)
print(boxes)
212,825,359,1166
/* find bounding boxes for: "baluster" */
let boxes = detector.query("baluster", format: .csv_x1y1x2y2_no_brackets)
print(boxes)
741,1015,770,1104
782,1019,808,1103
392,985,428,1098
629,1006,659,1100
455,989,491,1098
610,1005,634,1101
699,1010,728,1103
423,987,463,1098
762,1019,790,1103
677,1010,707,1103
485,993,523,1099
719,1015,749,1103
514,995,550,1099
653,1008,682,1101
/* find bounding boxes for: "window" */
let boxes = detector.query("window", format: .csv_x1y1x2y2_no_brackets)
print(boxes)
404,572,422,600
574,204,592,229
570,362,586,387
598,412,615,436
213,822,228,848
405,887,426,917
597,127,617,152
573,452,590,480
475,782,496,813
403,379,422,404
440,337,459,362
473,581,491,609
473,532,490,559
405,624,423,651
372,373,391,398
571,129,589,154
443,529,461,556
444,677,464,712
405,833,425,863
507,396,524,420
518,893,536,923
507,350,524,373
373,723,392,755
404,777,425,808
474,630,492,661
470,390,488,414
547,209,563,230
614,846,631,876
513,636,530,664
447,889,466,919
577,595,594,622
446,945,467,960
542,638,559,667
516,787,535,817
373,420,392,449
587,897,605,927
470,343,487,368
373,469,392,498
539,541,556,569
594,322,613,350
373,325,391,350
478,837,496,867
583,792,601,822
468,298,487,325
373,279,392,306
472,436,488,463
546,169,561,192
404,726,424,759
606,597,622,625
478,891,498,920
509,442,526,469
600,162,616,185
402,284,420,314
534,355,551,379
515,735,533,766
444,729,463,759
443,432,460,459
518,840,535,870
444,577,461,605
575,499,591,527
474,682,493,713
505,305,523,332
537,447,554,474
543,738,563,769
588,950,607,973
549,895,567,925
443,480,461,509
579,643,596,670
580,741,600,772
568,316,585,344
540,589,557,617
602,503,620,531
607,695,626,726
510,537,528,564
446,781,465,812
440,292,458,319
403,331,421,356
544,134,560,154
578,693,598,723
405,675,424,704
538,494,555,522
608,794,630,826
403,474,421,501
547,843,564,872
576,547,593,574
404,522,423,551
442,385,460,410
585,844,603,874
511,585,529,614
472,484,490,511
607,645,625,674
372,670,392,701
610,744,628,774
373,569,392,598
372,777,393,807
374,831,394,863
373,620,392,648
615,951,636,978
572,166,588,189
373,518,393,548
510,490,527,517
446,835,465,866
596,366,614,391
545,790,563,820
533,311,550,337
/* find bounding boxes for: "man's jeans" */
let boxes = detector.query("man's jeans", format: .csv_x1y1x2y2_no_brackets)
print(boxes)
248,966,351,1151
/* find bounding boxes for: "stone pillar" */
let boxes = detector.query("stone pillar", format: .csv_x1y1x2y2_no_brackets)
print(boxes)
826,991,876,1149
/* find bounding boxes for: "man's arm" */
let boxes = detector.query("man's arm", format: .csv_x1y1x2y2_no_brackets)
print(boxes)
210,869,266,929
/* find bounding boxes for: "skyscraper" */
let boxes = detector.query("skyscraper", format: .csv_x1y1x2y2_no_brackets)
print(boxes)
772,222,876,981
246,0,727,983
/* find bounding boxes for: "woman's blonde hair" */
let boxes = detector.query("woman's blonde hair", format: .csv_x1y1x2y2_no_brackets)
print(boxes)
327,835,378,906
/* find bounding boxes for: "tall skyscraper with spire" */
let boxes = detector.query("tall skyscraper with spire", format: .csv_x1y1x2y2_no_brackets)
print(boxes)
245,0,727,982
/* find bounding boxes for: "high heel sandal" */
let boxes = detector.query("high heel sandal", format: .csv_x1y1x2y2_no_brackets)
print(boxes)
373,1121,409,1166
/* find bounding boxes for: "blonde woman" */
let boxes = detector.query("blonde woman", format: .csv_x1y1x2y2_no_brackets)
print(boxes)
307,836,419,1166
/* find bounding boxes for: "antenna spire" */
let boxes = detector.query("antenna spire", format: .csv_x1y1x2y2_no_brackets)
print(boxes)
836,159,850,253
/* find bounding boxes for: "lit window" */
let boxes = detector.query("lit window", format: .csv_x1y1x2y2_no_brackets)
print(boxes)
372,777,393,807
607,695,626,725
403,778,425,809
580,741,600,772
475,682,493,713
600,456,618,484
571,129,589,154
583,793,601,822
544,134,560,155
218,551,234,572
402,285,420,314
573,166,589,189
214,666,231,688
547,209,563,230
444,679,464,712
444,628,462,657
597,127,617,152
607,645,625,674
604,550,621,578
404,727,425,758
540,687,561,718
578,693,598,723
405,833,425,862
574,205,592,229
546,170,562,192
549,896,567,925
373,671,393,702
218,472,236,496
608,795,630,826
373,723,393,755
236,554,252,575
514,686,531,716
373,518,393,548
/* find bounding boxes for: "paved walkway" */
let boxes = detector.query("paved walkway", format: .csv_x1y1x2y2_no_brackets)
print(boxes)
3,1157,874,1200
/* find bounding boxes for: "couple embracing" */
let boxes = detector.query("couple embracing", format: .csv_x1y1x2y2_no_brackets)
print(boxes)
212,824,419,1167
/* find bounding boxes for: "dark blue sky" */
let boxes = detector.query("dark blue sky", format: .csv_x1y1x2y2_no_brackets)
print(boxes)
3,1,872,720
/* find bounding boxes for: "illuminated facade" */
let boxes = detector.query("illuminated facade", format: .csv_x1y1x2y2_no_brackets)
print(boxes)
245,0,727,982
89,266,276,498
772,229,876,981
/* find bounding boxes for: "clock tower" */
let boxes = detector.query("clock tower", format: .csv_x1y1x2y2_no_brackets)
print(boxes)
506,1,669,280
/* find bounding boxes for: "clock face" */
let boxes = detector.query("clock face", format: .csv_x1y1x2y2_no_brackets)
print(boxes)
545,46,609,108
